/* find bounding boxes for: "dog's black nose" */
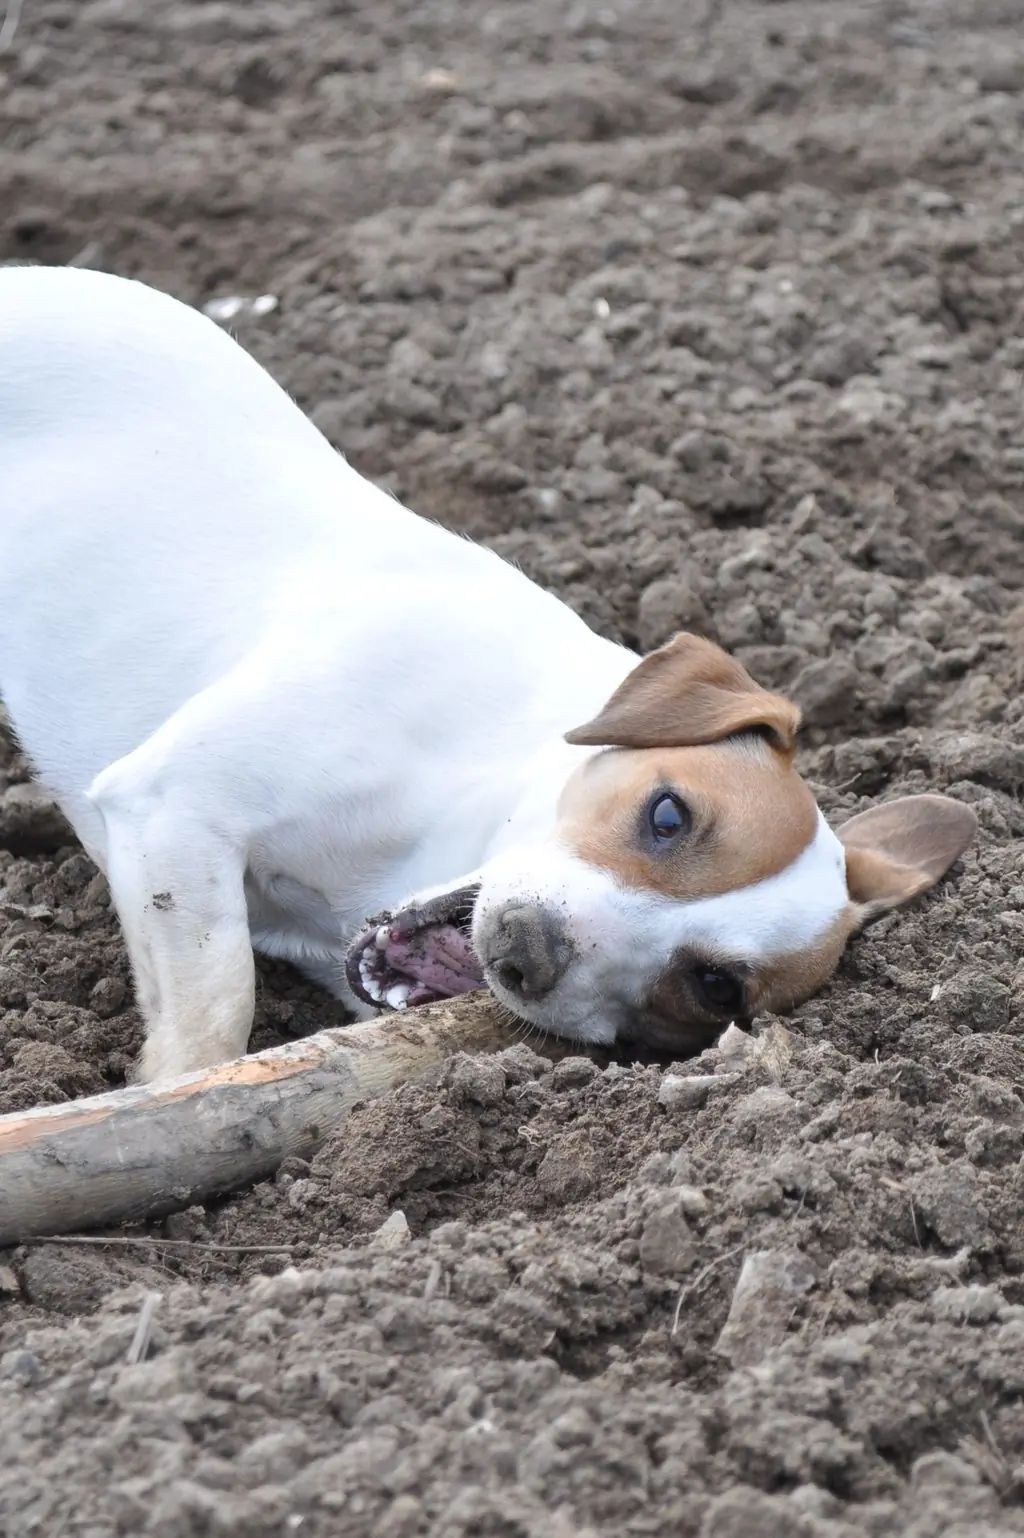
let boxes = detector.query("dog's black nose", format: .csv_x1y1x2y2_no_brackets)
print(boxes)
480,903,572,1003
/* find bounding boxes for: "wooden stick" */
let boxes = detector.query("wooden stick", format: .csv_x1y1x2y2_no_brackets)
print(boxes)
125,1291,161,1364
0,995,541,1247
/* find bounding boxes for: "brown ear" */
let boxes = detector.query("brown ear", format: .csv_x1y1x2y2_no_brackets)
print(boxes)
838,794,978,922
564,632,801,753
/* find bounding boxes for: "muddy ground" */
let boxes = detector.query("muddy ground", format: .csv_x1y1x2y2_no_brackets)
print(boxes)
2,0,1024,1531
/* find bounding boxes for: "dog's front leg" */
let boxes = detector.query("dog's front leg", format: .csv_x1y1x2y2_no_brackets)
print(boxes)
90,775,254,1084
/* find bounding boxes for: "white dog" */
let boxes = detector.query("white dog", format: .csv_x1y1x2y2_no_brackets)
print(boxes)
0,266,976,1082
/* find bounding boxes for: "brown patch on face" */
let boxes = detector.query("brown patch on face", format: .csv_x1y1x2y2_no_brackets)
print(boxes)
631,907,857,1054
558,736,818,902
626,966,737,1054
746,906,859,1015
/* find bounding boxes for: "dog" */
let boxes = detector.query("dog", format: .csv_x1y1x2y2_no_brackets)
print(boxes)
0,265,977,1083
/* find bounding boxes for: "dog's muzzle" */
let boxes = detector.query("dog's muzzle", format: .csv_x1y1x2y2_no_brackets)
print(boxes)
475,902,574,1006
345,885,484,1010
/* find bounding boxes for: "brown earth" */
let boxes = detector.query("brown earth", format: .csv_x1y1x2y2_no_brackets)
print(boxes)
3,0,1024,1531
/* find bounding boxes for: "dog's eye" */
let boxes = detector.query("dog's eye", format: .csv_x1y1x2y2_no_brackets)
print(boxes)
648,792,691,842
694,966,743,1013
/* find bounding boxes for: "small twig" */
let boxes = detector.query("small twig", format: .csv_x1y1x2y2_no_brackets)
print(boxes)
814,1301,835,1338
908,1244,971,1279
67,240,103,270
980,1408,1002,1459
26,1234,297,1255
909,1197,922,1250
126,1291,161,1365
972,1408,1013,1494
672,1243,746,1336
827,772,873,794
0,0,23,56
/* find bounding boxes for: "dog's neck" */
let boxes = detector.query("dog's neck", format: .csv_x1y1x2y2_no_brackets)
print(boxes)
480,635,644,848
486,734,604,860
395,649,639,913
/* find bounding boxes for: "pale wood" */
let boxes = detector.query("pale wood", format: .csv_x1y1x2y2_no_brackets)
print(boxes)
0,995,541,1246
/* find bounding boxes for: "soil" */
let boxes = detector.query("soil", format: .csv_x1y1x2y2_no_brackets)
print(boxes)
2,0,1024,1531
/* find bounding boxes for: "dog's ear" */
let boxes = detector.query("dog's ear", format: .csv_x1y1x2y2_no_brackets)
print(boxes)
564,632,801,753
838,794,977,926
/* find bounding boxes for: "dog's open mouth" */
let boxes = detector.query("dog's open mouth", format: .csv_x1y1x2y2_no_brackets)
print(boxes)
344,885,485,1011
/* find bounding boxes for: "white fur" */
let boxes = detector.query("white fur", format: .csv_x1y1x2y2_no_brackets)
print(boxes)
0,266,844,1081
471,812,848,1042
0,266,633,1079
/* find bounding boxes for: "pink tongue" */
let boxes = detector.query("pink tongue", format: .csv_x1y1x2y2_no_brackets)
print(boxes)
385,922,483,1001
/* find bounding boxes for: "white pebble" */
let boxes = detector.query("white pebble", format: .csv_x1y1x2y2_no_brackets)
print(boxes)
203,295,245,323
373,1210,410,1248
202,293,279,324
659,1073,726,1109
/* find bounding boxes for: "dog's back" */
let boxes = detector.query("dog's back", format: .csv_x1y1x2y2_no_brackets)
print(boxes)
0,267,618,854
0,267,447,808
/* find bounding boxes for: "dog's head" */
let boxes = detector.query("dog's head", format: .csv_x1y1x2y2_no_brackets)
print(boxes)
348,633,976,1053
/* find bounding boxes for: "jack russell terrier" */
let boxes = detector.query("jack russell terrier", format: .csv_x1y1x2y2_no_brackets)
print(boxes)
0,266,977,1083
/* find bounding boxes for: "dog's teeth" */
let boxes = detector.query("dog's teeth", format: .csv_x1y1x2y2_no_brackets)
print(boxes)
375,926,389,950
358,958,384,1001
386,984,411,1009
